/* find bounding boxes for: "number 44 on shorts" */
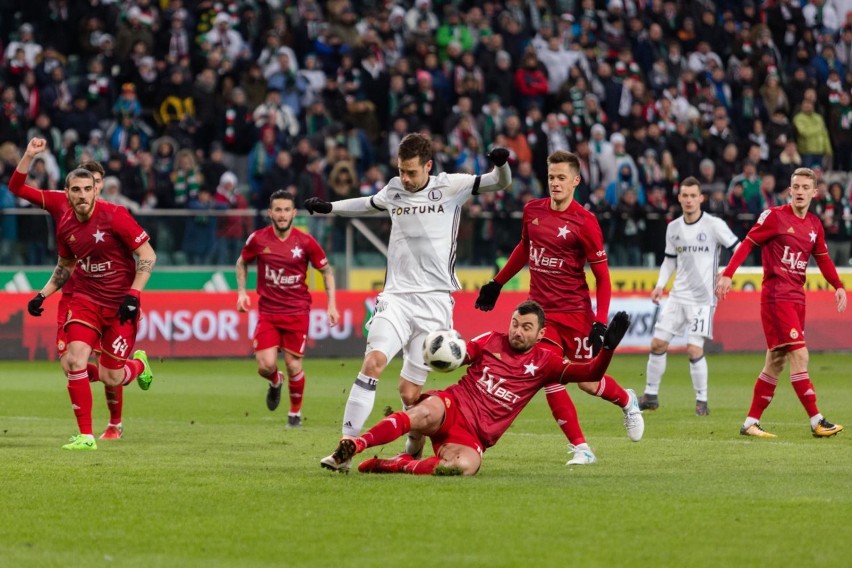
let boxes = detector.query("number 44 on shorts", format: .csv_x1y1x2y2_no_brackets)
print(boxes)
111,335,130,358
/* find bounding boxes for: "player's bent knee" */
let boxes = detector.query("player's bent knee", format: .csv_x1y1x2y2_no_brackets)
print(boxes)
362,351,388,377
577,381,597,394
686,345,704,360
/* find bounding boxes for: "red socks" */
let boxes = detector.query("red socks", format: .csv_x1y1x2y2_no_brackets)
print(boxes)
747,372,778,420
288,370,305,414
67,370,93,435
596,374,630,407
404,456,441,475
121,359,145,386
260,367,282,387
361,411,411,449
544,384,586,446
105,385,123,424
791,371,819,418
87,362,100,383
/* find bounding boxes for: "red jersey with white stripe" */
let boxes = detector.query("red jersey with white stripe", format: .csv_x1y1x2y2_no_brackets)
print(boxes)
444,331,570,448
521,198,608,314
240,226,328,315
56,201,149,309
9,171,77,295
745,204,829,304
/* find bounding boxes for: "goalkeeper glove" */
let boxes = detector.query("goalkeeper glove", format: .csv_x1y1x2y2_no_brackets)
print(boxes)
475,280,503,312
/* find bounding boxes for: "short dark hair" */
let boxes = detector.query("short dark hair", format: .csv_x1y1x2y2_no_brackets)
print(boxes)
547,150,580,174
77,160,105,177
65,168,94,188
269,189,295,207
398,133,432,164
680,176,701,190
515,300,546,329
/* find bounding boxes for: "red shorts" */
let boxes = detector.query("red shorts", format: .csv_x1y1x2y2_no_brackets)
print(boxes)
543,311,594,361
65,297,138,369
422,390,484,456
253,313,309,356
56,292,72,357
761,302,806,352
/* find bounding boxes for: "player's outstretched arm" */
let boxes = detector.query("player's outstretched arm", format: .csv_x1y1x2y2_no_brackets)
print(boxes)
9,138,49,205
475,242,529,311
560,312,629,384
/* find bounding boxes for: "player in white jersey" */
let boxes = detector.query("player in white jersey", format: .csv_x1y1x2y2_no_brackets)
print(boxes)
639,177,740,415
305,133,512,472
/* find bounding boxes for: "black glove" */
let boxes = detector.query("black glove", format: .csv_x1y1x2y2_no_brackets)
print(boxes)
589,321,607,356
603,311,630,350
304,197,332,215
475,280,503,312
487,147,510,167
117,292,140,324
28,292,46,316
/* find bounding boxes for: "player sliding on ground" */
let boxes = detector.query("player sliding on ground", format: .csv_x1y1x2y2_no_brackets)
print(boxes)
321,301,630,476
306,133,513,472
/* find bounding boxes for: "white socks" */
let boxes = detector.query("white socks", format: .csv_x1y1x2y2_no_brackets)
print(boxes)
645,351,666,395
690,356,708,402
342,373,378,437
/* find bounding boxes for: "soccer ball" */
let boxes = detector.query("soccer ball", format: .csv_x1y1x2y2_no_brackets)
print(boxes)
422,330,466,373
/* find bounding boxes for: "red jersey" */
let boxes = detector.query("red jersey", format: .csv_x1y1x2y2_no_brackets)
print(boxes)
241,226,328,315
56,201,149,309
9,171,77,295
444,331,571,448
521,198,608,314
745,204,829,304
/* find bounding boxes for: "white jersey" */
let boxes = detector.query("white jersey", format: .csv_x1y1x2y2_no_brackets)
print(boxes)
369,172,478,294
665,212,739,305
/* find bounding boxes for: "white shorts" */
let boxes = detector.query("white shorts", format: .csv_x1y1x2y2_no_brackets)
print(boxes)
653,300,714,347
364,291,454,385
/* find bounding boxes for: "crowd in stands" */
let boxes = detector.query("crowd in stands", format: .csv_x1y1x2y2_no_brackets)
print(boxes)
0,0,850,268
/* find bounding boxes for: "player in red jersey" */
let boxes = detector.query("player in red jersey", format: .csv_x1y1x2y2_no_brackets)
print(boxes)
321,301,630,475
716,167,847,439
236,190,339,427
11,139,126,440
475,150,643,464
26,167,157,450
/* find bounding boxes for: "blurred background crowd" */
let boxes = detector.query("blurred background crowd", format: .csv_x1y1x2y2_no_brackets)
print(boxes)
0,0,851,268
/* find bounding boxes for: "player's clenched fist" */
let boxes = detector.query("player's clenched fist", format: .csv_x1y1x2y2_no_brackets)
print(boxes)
304,197,332,215
487,147,510,167
25,138,47,157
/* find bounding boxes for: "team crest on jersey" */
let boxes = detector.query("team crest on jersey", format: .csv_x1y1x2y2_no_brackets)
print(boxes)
428,189,442,202
790,329,799,339
808,230,817,242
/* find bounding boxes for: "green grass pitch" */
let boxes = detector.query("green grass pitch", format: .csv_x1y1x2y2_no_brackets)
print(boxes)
1,353,851,567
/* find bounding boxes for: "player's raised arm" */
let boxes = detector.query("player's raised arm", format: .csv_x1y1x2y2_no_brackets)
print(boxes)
9,138,49,205
557,312,630,384
475,147,512,193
